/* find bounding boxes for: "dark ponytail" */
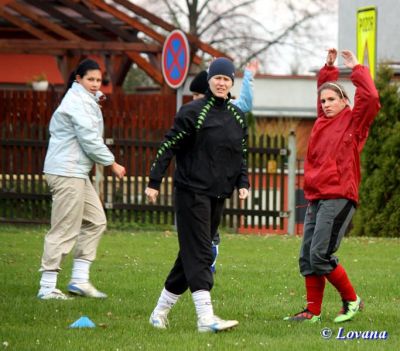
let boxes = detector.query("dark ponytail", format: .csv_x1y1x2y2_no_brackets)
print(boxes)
62,58,101,97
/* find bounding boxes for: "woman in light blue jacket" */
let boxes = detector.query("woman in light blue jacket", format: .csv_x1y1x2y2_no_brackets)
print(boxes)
38,59,126,300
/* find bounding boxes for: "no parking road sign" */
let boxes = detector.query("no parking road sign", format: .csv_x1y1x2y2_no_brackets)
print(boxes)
162,30,190,89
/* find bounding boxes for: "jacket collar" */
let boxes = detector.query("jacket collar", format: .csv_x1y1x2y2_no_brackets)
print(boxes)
321,105,351,120
71,82,104,103
205,90,232,106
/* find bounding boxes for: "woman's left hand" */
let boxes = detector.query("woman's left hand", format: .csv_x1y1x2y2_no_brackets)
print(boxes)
111,162,126,179
341,50,359,69
238,188,249,200
246,60,259,76
145,187,159,203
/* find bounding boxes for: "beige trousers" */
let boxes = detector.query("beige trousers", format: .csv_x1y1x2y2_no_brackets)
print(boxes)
40,175,107,271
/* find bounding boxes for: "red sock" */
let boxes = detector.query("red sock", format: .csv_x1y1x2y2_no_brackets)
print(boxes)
326,264,357,301
305,275,325,315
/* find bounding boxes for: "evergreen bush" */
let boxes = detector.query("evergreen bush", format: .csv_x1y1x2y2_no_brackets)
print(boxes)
351,65,400,237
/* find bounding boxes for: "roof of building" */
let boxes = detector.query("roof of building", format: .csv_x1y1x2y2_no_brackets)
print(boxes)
0,0,228,90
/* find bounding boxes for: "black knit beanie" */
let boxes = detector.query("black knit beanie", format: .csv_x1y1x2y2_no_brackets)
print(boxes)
207,57,235,83
189,70,209,94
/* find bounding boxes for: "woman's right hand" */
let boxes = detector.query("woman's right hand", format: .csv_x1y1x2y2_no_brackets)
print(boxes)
111,162,126,179
326,48,337,66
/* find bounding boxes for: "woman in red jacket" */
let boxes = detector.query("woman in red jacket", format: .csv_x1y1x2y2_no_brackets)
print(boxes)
284,49,380,323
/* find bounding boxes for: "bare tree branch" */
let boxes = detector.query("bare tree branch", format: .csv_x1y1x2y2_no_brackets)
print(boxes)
140,0,337,73
243,10,321,64
197,0,256,36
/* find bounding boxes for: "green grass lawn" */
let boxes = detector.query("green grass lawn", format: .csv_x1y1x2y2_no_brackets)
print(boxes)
0,225,399,351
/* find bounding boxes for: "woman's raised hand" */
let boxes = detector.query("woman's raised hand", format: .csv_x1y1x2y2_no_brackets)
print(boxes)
326,48,337,66
341,50,359,69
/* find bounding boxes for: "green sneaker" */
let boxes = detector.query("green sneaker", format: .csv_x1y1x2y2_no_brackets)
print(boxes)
334,295,363,323
284,309,321,323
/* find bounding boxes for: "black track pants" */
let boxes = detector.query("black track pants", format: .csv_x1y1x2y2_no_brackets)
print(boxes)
165,188,225,294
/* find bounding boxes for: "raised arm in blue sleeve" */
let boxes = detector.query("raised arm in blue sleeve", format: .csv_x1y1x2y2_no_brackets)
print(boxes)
232,69,254,113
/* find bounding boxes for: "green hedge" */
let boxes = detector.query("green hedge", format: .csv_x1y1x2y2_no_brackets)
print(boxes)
351,65,400,237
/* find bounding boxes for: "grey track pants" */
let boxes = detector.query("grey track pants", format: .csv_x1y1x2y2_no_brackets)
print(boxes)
299,198,355,276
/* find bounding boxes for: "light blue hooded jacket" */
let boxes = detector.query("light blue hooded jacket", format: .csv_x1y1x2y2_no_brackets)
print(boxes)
44,82,114,179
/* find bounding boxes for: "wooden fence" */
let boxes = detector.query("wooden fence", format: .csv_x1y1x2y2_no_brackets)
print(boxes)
0,90,299,233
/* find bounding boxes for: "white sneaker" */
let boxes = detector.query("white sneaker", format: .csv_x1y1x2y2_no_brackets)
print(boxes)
38,288,72,300
197,315,239,333
149,311,169,329
67,282,107,298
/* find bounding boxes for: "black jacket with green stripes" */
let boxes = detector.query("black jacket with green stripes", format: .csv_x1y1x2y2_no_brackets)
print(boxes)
148,92,250,199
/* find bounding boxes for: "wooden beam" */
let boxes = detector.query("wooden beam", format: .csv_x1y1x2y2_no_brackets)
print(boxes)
7,2,82,41
0,47,66,55
87,0,202,65
87,0,164,43
124,51,163,85
103,54,118,87
24,0,109,41
58,0,137,42
57,55,83,83
188,37,231,60
0,0,14,6
0,6,55,40
113,0,175,31
114,55,132,87
0,39,160,52
79,0,97,11
112,0,230,59
102,54,132,87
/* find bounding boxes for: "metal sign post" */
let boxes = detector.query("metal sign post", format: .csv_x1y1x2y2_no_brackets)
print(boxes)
176,86,183,111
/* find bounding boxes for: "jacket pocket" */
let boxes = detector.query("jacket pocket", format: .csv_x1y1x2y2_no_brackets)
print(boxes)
306,157,340,190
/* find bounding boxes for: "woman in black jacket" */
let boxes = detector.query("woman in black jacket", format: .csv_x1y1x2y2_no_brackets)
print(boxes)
145,57,249,333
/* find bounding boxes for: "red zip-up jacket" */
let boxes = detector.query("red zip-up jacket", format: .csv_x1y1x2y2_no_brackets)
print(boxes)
304,64,380,204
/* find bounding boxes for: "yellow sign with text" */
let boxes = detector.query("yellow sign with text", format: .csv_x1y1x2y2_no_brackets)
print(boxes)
357,7,377,79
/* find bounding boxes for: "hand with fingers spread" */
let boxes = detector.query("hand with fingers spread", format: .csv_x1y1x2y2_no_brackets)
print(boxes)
341,50,359,70
245,60,259,77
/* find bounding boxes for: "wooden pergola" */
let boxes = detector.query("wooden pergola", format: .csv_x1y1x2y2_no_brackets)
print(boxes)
0,0,227,92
